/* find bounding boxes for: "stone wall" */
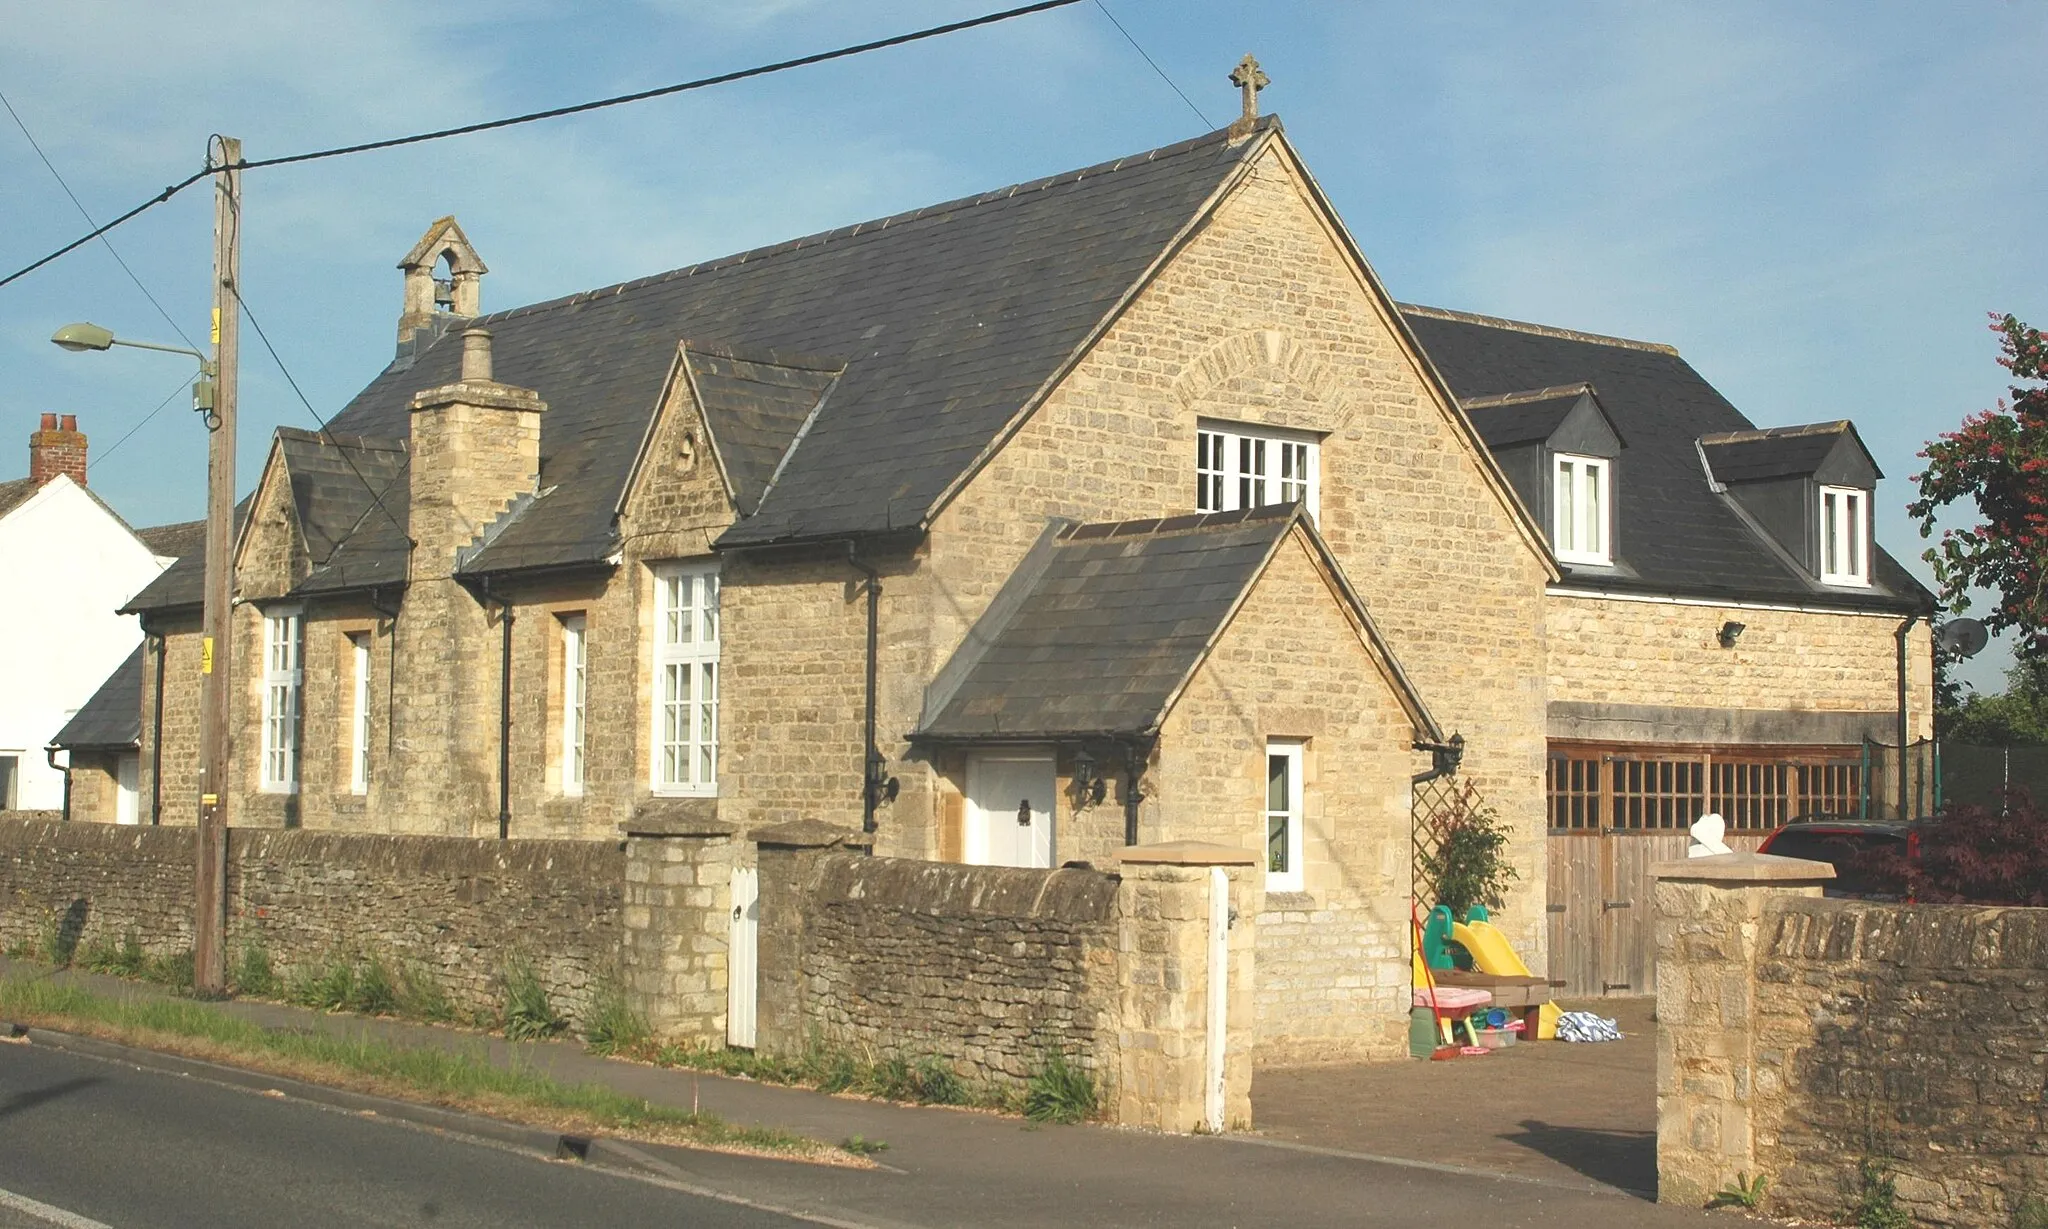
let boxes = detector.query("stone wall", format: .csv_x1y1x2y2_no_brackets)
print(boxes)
1656,856,2048,1226
753,827,1258,1131
0,818,621,1024
1549,594,1933,743
759,842,1122,1085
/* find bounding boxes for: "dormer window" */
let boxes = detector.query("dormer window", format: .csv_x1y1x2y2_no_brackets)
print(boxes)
1195,421,1319,518
1819,485,1868,586
1552,453,1611,566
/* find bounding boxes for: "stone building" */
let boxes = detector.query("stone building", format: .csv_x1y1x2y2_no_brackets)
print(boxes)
104,113,1931,1056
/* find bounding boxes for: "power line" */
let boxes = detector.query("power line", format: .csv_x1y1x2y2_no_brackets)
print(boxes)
0,88,200,350
231,282,412,549
0,0,1084,291
1092,0,1212,128
97,372,199,464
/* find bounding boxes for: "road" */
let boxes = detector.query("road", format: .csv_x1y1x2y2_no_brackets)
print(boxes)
0,1042,809,1228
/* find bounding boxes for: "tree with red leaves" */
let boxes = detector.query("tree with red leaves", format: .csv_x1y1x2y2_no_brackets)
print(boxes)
1861,793,2048,906
1911,314,2048,661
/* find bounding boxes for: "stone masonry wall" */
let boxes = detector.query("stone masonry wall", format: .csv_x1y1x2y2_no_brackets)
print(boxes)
924,139,1552,962
1658,864,2046,1227
0,818,621,1025
1550,594,1934,739
1755,899,2047,1226
1154,531,1416,1062
772,850,1123,1085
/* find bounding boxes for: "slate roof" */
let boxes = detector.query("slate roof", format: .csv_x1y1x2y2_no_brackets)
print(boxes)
1699,421,1875,484
0,476,35,521
302,120,1273,576
136,518,206,559
278,430,413,594
681,342,844,517
51,645,143,750
1402,305,1930,612
917,503,1436,741
1461,384,1598,449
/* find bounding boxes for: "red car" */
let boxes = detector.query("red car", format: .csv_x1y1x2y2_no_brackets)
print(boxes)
1757,818,1921,899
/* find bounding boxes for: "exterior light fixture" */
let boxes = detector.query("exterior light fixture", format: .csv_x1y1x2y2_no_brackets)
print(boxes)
1072,749,1108,807
52,322,221,429
1718,620,1746,649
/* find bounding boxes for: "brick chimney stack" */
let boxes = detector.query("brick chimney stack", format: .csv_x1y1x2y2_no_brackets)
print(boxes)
30,413,87,487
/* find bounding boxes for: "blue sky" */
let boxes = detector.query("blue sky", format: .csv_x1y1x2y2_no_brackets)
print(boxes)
3,1,2043,688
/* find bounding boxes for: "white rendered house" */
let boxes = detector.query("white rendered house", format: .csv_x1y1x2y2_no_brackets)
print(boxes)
0,415,180,811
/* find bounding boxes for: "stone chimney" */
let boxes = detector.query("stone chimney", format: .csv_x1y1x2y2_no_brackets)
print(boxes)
29,413,87,487
389,327,545,836
407,328,544,571
396,216,488,358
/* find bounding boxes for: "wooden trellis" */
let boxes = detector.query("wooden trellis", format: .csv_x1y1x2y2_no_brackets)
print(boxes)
1411,775,1487,910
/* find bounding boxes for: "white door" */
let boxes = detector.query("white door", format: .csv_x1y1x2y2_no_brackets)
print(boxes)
966,753,1056,868
115,753,140,826
727,864,759,1049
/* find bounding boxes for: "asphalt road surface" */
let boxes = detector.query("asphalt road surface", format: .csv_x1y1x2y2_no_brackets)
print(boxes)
0,1042,812,1228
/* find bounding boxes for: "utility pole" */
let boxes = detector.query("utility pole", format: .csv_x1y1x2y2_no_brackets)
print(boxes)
195,136,241,996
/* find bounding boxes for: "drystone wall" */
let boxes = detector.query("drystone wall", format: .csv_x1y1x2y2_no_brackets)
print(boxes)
764,849,1122,1084
0,819,621,1025
1658,867,2047,1227
1756,899,2048,1227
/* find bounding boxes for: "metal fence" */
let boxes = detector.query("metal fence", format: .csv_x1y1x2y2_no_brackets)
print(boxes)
1938,743,2048,811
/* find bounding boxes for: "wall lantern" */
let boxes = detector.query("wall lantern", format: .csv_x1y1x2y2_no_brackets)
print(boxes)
1718,620,1746,649
1072,748,1108,806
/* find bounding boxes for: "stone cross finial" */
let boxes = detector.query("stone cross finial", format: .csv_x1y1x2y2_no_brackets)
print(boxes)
1228,54,1269,138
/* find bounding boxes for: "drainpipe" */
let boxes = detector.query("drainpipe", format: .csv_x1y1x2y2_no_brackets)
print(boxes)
481,577,514,840
1411,733,1465,786
46,747,70,821
368,587,401,760
149,631,166,824
1120,739,1149,846
1895,614,1917,819
846,543,890,836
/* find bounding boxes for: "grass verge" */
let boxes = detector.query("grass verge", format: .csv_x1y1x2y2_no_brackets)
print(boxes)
0,973,852,1165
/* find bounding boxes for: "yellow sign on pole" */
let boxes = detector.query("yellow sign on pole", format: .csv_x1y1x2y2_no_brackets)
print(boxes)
211,307,221,346
201,636,214,674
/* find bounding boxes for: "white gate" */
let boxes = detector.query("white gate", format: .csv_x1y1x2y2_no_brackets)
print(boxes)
727,864,759,1049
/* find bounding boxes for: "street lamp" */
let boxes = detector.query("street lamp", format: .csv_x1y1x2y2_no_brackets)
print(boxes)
51,322,218,426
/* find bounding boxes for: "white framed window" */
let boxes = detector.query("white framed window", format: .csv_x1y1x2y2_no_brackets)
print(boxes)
348,633,371,796
1552,453,1611,566
561,614,587,796
260,608,303,794
1195,421,1320,519
1265,740,1305,893
1820,486,1869,586
652,562,719,795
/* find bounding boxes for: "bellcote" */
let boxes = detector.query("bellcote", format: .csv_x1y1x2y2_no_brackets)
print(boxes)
396,216,488,358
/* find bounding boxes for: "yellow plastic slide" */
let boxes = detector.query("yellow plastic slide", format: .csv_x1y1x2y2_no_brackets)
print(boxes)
1453,919,1563,1040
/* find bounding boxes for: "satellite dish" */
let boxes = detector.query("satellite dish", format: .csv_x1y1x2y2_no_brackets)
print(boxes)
1937,618,1990,659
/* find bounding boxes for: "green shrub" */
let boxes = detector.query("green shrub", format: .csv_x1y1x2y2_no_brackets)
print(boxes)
394,962,454,1023
499,955,565,1041
2017,1194,2048,1229
581,980,650,1056
1854,1159,1912,1229
141,948,194,991
81,931,148,978
232,943,277,997
288,953,356,1011
347,955,398,1016
840,1135,889,1156
1023,1053,1096,1124
1708,1171,1769,1211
